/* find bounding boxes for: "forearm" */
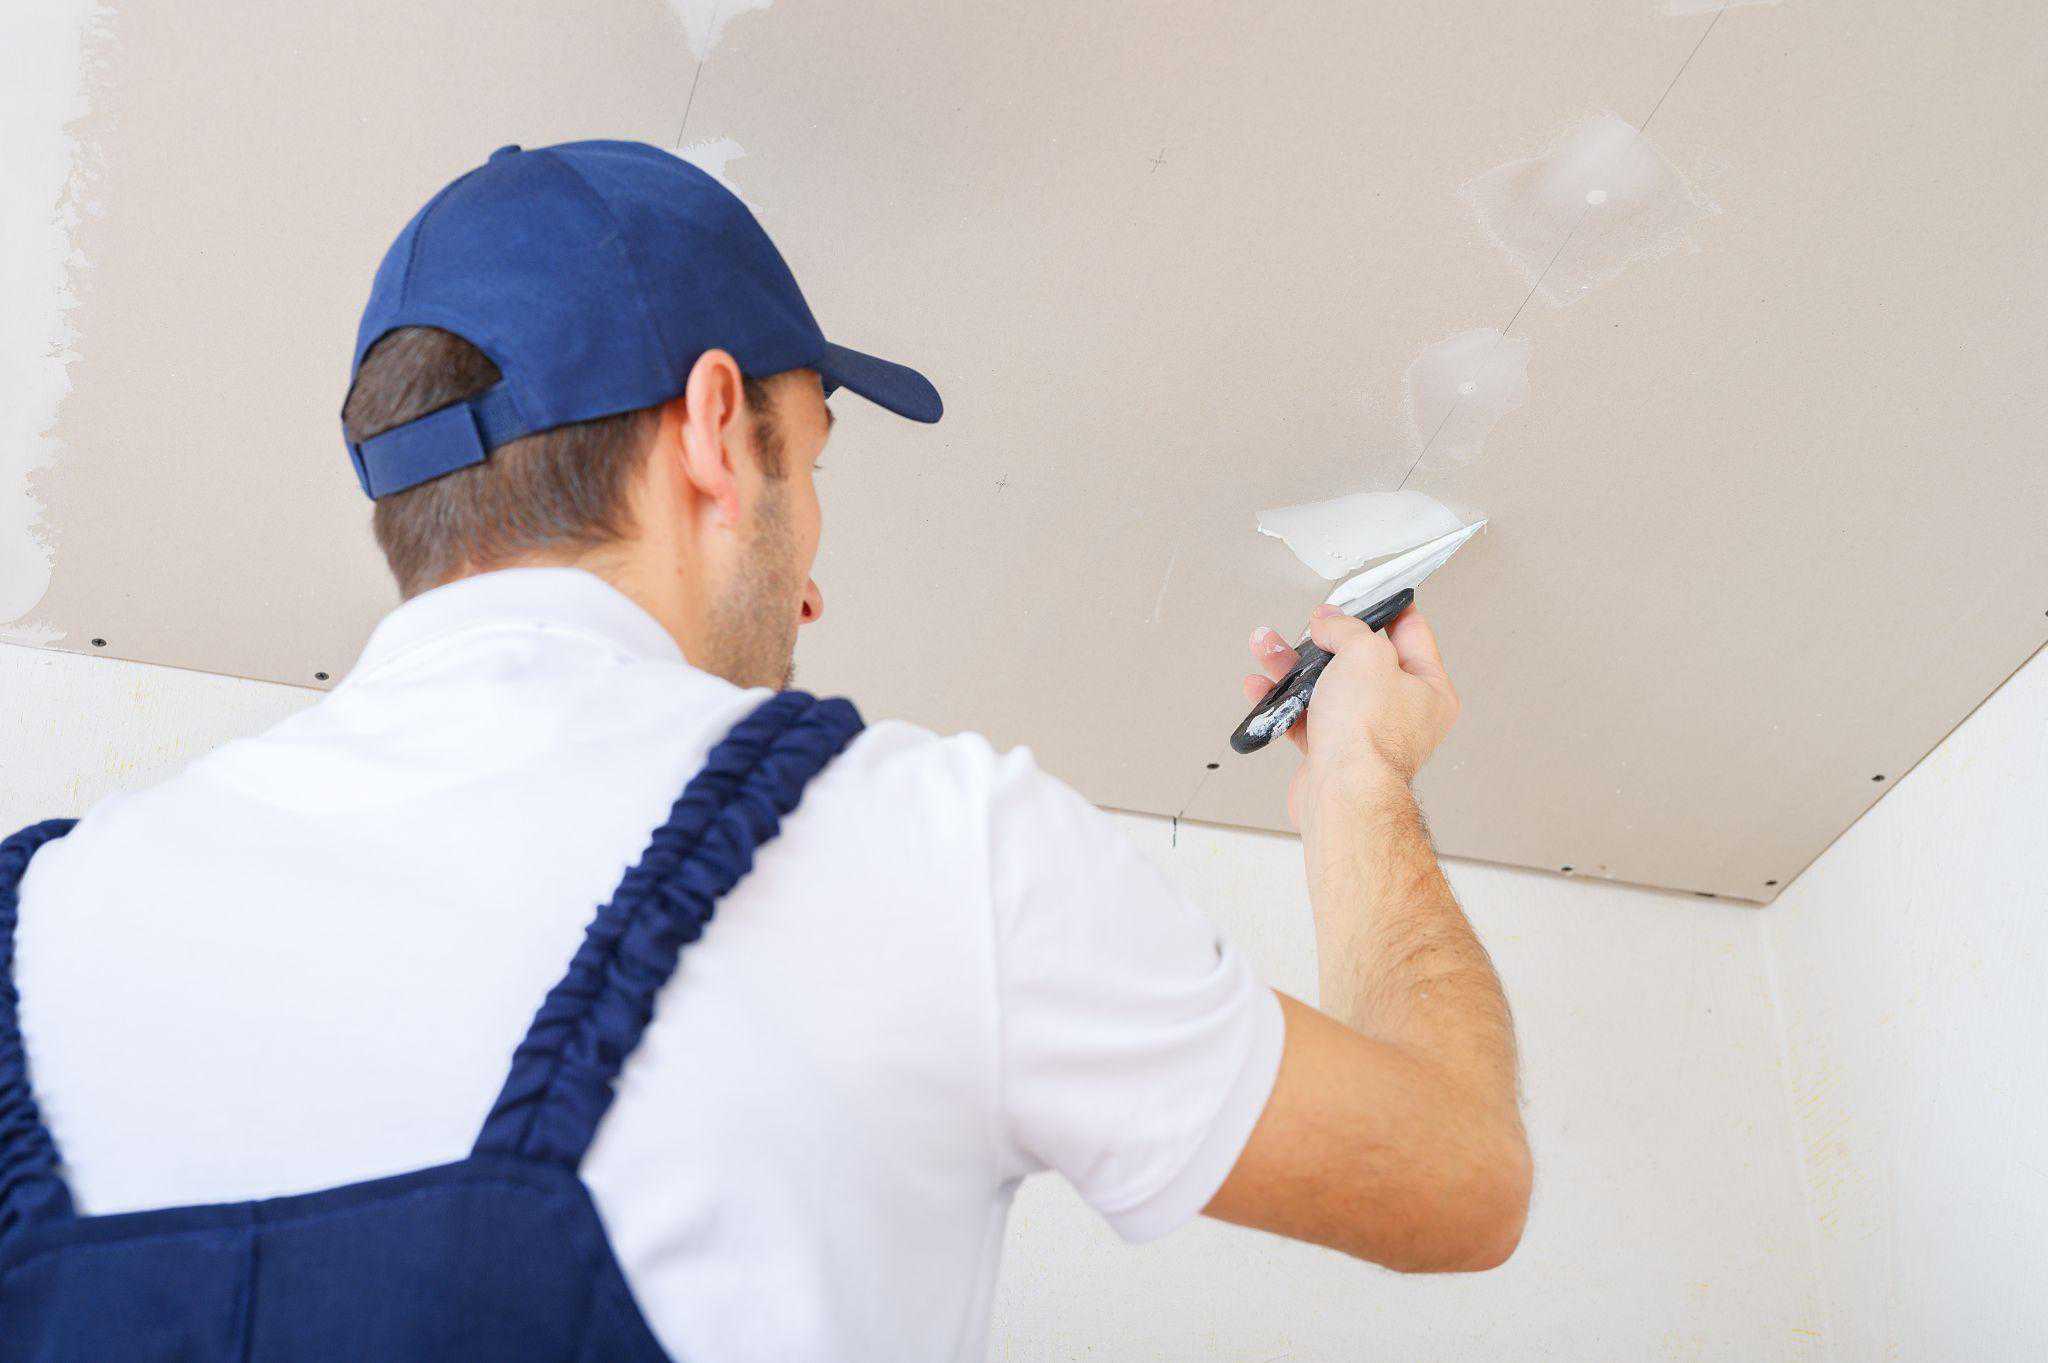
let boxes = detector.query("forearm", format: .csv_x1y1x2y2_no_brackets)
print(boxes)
1216,604,1528,1267
1300,767,1520,1121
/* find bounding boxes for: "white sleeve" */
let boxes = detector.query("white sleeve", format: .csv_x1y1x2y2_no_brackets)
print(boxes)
983,742,1285,1242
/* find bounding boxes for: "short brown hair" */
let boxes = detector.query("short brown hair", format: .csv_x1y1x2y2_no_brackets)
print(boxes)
341,326,776,599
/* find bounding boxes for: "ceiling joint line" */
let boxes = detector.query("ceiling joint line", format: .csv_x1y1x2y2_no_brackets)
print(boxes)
1394,2,1731,493
674,1,721,147
1638,3,1730,137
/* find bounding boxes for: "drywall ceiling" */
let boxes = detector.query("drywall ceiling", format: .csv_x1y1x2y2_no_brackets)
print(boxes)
8,0,2044,902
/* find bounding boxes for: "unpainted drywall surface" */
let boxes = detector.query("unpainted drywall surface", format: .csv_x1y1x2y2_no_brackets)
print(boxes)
0,639,1825,1360
1766,645,2048,1361
11,0,695,684
1458,110,1717,308
8,0,2047,902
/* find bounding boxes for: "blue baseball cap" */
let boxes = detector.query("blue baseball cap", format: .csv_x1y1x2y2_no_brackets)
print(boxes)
344,139,943,499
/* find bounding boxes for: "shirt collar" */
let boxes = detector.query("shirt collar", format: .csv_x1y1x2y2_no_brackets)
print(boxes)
345,565,689,682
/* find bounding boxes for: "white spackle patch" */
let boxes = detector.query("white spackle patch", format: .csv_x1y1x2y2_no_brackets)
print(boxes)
1257,490,1469,581
668,0,775,61
1459,110,1717,305
675,136,755,210
1668,0,1780,14
1404,328,1530,467
0,0,104,635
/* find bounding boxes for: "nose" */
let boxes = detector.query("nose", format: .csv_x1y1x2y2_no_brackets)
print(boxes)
799,578,824,625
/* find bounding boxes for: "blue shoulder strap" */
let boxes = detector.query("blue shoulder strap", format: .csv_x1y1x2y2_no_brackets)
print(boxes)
474,690,864,1169
0,817,81,1240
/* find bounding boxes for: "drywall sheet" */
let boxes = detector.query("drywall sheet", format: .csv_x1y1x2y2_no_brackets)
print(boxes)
9,0,2046,901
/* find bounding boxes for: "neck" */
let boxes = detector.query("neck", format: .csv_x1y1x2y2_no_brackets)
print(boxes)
486,541,712,672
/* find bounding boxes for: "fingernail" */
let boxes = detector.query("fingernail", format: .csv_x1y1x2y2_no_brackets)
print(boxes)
1310,604,1336,619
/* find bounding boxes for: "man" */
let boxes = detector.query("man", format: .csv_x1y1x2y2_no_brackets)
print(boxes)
6,141,1528,1359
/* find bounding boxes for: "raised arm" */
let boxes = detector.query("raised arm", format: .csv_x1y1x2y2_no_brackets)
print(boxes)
1204,604,1531,1272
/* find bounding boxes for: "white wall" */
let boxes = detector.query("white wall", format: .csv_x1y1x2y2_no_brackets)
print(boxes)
1765,646,2048,1363
991,813,1823,1362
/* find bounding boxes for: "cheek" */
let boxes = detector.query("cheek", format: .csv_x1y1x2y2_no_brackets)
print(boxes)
800,477,823,558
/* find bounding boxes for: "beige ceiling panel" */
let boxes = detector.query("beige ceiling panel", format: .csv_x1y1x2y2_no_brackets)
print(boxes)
13,0,2045,901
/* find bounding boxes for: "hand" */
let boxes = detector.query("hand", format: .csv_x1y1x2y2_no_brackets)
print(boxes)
1243,604,1460,826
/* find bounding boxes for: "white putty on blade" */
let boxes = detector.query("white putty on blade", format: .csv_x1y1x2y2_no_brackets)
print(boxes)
1460,111,1717,306
1325,518,1489,614
1257,490,1477,580
668,0,775,61
1404,327,1530,468
675,137,755,209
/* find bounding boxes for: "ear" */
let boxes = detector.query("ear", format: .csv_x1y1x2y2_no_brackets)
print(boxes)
675,349,748,529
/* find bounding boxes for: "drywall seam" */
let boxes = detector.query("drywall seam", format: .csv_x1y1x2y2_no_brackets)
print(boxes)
1401,327,1531,479
0,0,106,644
667,0,773,61
1459,111,1718,307
1762,921,1843,1361
670,1,772,146
1397,16,1731,498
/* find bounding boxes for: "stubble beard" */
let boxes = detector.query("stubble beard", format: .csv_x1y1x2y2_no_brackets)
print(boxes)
707,481,802,691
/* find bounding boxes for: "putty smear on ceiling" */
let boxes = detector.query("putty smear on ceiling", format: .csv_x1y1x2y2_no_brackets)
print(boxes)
676,137,755,208
0,0,101,643
1460,111,1717,306
1403,327,1531,472
668,0,774,61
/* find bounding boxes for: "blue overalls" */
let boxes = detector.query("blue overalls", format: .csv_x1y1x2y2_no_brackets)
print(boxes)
0,689,862,1361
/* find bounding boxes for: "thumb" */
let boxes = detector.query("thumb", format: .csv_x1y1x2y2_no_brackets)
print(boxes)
1306,604,1390,659
1384,606,1448,684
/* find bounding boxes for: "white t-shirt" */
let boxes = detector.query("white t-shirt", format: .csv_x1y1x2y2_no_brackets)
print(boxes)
14,565,1283,1362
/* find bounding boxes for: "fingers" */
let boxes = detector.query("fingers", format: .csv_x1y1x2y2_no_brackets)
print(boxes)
1241,673,1275,705
1307,603,1393,660
1248,625,1298,683
1384,605,1447,682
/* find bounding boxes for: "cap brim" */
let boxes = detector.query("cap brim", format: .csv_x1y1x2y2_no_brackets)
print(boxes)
815,342,943,424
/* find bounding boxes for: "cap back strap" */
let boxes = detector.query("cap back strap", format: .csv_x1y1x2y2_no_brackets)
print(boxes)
347,383,524,499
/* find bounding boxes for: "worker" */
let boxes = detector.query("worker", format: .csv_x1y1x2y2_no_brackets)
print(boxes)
0,140,1530,1361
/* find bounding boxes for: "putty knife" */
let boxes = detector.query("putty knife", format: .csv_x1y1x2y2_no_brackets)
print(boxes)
1230,519,1487,755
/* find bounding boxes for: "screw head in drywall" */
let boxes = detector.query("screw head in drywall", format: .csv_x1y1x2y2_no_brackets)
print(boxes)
89,637,106,648
314,671,330,682
1871,774,1886,782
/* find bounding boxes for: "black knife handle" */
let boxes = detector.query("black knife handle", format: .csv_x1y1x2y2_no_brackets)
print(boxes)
1228,588,1414,755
